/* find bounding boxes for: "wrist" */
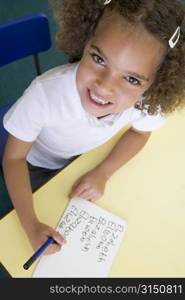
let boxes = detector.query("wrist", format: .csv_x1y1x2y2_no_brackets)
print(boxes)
93,163,114,181
20,214,40,235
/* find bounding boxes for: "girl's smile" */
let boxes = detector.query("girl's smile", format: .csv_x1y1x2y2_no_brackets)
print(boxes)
87,89,114,108
76,13,165,118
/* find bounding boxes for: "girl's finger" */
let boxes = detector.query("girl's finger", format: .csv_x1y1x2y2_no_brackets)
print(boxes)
70,183,89,198
50,243,61,252
72,179,81,189
77,190,96,200
51,231,66,246
88,195,99,202
44,243,61,255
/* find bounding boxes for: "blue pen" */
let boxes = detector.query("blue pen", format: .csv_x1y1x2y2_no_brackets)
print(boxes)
23,237,55,270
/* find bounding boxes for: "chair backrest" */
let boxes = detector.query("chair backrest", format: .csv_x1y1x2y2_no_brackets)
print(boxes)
0,13,52,165
0,13,51,74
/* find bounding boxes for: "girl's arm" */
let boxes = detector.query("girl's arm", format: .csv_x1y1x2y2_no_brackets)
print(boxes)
94,127,151,180
2,135,65,254
2,135,37,229
70,127,151,200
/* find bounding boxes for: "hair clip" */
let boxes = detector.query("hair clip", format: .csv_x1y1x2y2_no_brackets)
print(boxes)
104,0,112,5
169,26,180,48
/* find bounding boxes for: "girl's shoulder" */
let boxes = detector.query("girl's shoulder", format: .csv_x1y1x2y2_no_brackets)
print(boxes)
36,62,79,85
130,105,166,132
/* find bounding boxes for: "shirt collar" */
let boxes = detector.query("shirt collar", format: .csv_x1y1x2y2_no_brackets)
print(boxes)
85,111,123,127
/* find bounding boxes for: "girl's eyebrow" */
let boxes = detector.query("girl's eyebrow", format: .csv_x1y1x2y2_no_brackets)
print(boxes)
125,70,150,82
90,44,150,82
90,44,107,59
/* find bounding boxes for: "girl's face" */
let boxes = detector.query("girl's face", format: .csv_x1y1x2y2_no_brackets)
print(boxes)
76,14,165,118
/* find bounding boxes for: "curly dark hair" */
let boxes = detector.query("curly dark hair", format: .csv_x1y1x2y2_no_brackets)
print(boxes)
49,0,185,115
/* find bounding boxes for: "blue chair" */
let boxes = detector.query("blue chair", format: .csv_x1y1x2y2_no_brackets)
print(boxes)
0,13,51,72
0,13,51,166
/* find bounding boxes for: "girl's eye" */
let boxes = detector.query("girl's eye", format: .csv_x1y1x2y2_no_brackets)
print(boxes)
91,53,105,66
126,76,140,86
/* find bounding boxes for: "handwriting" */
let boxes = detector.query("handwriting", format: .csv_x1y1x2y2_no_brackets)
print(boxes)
57,204,124,263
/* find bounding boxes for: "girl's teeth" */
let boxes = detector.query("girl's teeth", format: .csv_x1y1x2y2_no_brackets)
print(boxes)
90,91,109,105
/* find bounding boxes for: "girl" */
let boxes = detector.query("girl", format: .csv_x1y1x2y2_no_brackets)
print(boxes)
2,0,185,255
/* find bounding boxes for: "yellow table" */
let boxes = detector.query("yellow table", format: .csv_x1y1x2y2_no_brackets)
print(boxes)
0,111,185,278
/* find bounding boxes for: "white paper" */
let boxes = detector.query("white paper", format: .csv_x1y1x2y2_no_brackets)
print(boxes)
32,197,127,278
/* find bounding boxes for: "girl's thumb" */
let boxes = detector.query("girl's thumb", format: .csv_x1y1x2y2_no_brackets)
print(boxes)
51,230,67,246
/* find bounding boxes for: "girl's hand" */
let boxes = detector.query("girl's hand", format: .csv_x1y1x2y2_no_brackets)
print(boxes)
69,168,107,201
25,221,66,255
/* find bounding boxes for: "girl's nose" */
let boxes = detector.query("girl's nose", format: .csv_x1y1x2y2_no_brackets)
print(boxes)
95,71,116,95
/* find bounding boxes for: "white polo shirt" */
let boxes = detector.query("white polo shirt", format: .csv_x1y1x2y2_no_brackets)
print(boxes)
3,62,166,169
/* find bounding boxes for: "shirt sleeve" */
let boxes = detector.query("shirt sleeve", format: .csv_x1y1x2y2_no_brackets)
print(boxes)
131,106,166,132
3,78,49,142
